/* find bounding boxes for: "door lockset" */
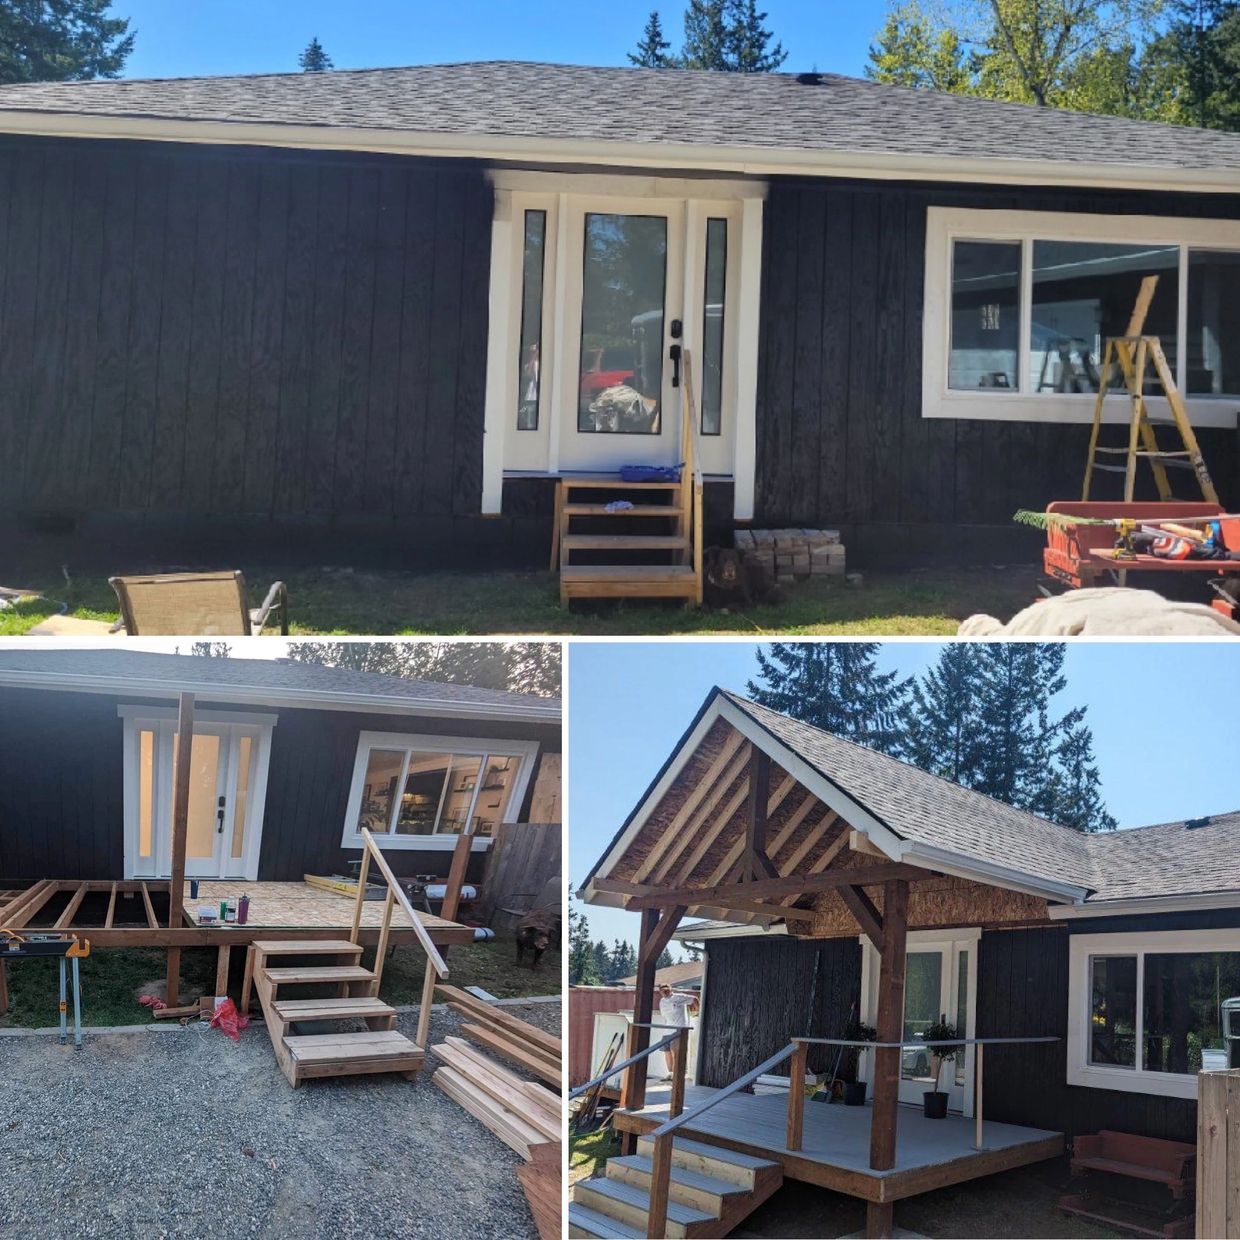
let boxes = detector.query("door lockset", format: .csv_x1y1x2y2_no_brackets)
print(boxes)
216,794,226,834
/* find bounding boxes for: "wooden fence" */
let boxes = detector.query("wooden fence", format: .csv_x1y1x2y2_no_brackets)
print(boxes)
1199,1068,1240,1238
479,821,561,928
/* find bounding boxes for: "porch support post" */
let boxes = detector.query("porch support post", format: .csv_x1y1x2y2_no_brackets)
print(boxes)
869,878,909,1175
437,826,474,962
165,692,195,1008
865,1202,895,1239
619,907,661,1154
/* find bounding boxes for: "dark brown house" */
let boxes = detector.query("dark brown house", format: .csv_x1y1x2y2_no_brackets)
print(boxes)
0,63,1238,569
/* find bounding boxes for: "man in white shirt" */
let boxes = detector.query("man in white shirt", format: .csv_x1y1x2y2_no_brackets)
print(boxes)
657,982,699,1028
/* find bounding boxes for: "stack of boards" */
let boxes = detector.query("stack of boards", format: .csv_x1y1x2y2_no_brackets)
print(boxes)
431,985,563,1240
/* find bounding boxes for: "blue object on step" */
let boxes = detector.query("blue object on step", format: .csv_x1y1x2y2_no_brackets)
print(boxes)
620,464,681,483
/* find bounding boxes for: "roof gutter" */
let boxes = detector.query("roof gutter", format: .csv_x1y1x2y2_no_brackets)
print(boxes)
1048,890,1240,919
0,109,1238,196
896,841,1091,904
0,667,561,723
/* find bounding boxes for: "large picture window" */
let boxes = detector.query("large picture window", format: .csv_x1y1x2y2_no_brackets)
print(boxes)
925,208,1240,428
1068,930,1240,1098
341,732,539,851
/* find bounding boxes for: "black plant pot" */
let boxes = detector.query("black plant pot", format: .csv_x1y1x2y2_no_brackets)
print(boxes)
843,1080,867,1106
923,1090,949,1119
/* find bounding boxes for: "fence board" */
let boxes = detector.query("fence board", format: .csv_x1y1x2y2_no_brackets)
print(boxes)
1198,1068,1240,1238
479,822,561,927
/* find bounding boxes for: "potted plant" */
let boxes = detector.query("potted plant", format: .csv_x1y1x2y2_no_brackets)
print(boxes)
842,1021,877,1106
921,1016,964,1119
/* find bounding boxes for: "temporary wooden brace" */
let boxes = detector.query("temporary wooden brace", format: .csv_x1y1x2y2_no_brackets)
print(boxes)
1082,275,1219,504
165,692,195,1007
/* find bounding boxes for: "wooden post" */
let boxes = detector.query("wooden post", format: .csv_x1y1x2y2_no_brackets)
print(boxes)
865,1202,894,1239
438,827,474,963
240,945,256,1014
668,1027,689,1120
974,1042,985,1150
415,953,437,1053
214,945,231,1000
745,749,776,879
787,1039,808,1151
165,692,195,1008
626,907,661,1115
869,878,909,1174
647,1131,673,1240
371,887,395,994
349,844,371,945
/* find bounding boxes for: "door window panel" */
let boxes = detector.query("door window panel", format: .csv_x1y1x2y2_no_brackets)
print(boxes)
901,951,943,1084
231,735,252,861
173,732,222,861
949,240,1020,391
138,729,155,861
1030,241,1179,393
701,217,727,435
1089,955,1137,1067
517,210,546,430
955,949,969,1087
578,213,666,434
1187,250,1240,397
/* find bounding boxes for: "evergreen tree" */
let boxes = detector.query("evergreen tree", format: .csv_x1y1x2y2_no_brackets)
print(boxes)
725,0,787,71
609,939,638,980
299,36,333,72
901,643,985,784
1154,0,1240,129
657,947,677,968
681,0,731,68
629,10,677,67
1052,723,1118,832
868,4,973,92
747,643,910,757
681,942,703,962
0,0,134,84
568,887,600,985
592,939,612,982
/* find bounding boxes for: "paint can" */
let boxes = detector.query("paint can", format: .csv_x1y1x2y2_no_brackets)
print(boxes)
237,896,249,925
190,880,199,899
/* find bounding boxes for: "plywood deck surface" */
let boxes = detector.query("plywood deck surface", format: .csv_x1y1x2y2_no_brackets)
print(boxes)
631,1084,1060,1178
183,881,457,934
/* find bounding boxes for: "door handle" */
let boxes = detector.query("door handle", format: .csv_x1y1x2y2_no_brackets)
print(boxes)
217,794,226,834
669,343,682,388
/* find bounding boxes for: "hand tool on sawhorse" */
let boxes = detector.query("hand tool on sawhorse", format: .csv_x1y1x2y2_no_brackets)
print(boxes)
0,930,90,1047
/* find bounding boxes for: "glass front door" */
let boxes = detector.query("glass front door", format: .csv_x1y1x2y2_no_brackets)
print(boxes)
559,204,683,471
898,944,973,1110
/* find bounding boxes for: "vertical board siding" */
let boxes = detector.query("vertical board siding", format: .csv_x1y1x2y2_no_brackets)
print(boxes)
698,936,861,1087
0,135,492,522
977,925,1197,1143
478,821,562,923
0,688,557,889
756,180,1240,537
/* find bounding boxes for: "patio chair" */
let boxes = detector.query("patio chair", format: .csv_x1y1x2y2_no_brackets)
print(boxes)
108,572,289,636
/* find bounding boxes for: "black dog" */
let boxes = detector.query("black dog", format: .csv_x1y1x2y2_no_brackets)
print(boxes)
703,546,782,610
515,907,562,970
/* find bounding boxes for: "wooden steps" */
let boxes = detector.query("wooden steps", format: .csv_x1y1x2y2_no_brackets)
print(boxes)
562,534,690,552
569,1134,782,1239
560,564,698,600
249,939,423,1087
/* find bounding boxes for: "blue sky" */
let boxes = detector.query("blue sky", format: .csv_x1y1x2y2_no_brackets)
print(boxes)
113,1,878,80
569,641,1240,950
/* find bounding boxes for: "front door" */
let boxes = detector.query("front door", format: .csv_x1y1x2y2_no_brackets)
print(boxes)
862,931,978,1114
126,715,269,880
558,202,684,472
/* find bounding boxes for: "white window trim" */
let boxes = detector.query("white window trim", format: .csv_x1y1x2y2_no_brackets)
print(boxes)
923,207,1240,428
859,928,980,1116
118,706,275,882
482,170,764,520
1067,928,1240,1100
340,730,539,852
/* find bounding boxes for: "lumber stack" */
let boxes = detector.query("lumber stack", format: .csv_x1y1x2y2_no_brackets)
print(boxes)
517,1140,562,1240
437,984,562,1089
736,527,845,581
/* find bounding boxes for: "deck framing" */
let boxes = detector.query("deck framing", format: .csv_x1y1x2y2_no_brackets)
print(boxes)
611,1106,1064,1205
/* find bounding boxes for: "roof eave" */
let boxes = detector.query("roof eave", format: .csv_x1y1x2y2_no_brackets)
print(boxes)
0,108,1237,195
0,666,560,722
1049,889,1240,919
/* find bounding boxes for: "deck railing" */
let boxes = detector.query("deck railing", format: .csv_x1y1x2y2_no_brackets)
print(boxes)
351,827,450,1051
639,1033,1059,1240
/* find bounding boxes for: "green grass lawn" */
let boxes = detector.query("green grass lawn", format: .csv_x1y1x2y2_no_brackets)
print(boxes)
569,1127,621,1185
0,940,558,1028
1,565,1039,636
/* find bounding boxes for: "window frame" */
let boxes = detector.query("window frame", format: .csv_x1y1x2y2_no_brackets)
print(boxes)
340,730,540,852
923,207,1240,428
1067,928,1240,1099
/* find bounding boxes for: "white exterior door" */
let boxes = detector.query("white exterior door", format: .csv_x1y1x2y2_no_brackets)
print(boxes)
123,710,273,881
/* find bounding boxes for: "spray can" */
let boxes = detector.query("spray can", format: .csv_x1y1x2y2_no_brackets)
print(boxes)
219,899,228,923
237,895,250,925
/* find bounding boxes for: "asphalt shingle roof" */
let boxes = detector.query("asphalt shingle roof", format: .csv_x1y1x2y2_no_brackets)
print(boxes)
0,648,559,714
0,61,1238,175
721,691,1238,905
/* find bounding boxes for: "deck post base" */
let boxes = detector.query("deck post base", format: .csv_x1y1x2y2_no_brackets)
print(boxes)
865,1201,894,1238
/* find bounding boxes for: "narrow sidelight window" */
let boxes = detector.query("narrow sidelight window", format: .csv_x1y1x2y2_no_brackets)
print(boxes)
517,210,546,430
1089,955,1137,1068
949,240,1020,391
701,217,727,435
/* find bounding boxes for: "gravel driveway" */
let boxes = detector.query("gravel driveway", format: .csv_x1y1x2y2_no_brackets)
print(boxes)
0,1000,561,1240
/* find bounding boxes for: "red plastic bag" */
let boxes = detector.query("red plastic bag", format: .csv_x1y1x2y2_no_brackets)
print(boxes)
208,997,250,1043
139,994,167,1012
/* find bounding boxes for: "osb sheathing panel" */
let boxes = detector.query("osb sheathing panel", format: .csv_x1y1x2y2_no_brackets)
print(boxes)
799,871,1050,939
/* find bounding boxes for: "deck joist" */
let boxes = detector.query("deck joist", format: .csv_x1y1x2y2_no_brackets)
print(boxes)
0,879,475,948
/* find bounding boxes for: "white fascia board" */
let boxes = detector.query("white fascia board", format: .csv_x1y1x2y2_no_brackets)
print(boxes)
675,921,789,942
899,842,1091,905
1049,890,1240,919
2,110,1239,196
0,668,560,723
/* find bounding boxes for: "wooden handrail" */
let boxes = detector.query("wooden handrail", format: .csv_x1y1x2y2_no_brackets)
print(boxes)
567,1029,682,1099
